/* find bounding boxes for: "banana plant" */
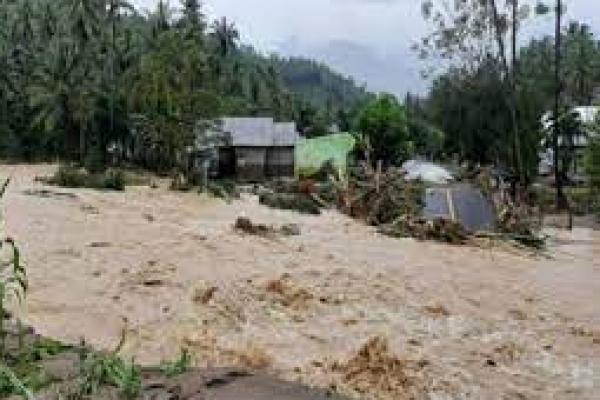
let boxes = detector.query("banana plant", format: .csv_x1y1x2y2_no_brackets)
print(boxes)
0,179,28,357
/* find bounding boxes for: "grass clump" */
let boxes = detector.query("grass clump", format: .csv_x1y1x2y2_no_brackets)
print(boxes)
76,350,141,399
20,338,72,363
0,362,36,399
206,180,240,202
159,349,191,378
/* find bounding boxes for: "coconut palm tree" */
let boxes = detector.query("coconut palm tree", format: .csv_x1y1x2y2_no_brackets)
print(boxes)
179,0,204,38
210,16,238,58
104,0,133,161
29,40,81,157
564,23,598,105
67,0,102,49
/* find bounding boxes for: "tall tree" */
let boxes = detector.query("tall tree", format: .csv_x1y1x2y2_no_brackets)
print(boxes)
180,0,204,37
419,0,550,187
210,17,238,58
553,0,564,207
105,0,133,164
564,22,598,105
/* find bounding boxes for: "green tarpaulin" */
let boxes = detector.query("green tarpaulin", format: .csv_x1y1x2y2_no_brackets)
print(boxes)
294,133,356,178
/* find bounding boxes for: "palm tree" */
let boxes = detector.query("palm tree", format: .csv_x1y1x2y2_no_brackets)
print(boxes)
209,17,239,91
564,23,597,105
65,0,104,160
105,0,133,162
29,40,82,158
179,0,204,37
67,0,102,49
39,2,58,43
211,17,239,58
155,0,171,33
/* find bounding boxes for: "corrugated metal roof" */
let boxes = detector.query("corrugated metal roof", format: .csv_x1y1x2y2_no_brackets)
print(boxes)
273,122,300,146
219,118,299,147
423,185,496,232
574,106,600,124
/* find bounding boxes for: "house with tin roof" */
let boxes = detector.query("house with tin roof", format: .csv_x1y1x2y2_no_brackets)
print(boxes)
206,117,300,181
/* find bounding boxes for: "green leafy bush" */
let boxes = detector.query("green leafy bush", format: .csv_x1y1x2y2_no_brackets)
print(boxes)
585,136,600,190
102,169,125,191
206,180,240,201
47,165,125,191
259,192,321,215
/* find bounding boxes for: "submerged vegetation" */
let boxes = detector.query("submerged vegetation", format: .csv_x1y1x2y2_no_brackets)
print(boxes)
44,165,126,191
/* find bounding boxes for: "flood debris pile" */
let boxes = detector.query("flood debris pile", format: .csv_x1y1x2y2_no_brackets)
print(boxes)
493,203,547,249
234,217,301,238
256,179,323,215
379,216,468,245
240,160,544,247
337,164,474,245
341,165,424,226
264,276,315,310
258,191,322,215
329,336,427,400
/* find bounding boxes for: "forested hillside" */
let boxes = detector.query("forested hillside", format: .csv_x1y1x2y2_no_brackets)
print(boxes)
274,57,369,113
0,0,369,163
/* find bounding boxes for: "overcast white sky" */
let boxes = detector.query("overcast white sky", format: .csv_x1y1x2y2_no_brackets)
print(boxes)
133,1,600,96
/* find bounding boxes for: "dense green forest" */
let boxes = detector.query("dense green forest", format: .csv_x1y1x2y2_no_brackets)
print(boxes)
0,0,369,165
421,21,600,169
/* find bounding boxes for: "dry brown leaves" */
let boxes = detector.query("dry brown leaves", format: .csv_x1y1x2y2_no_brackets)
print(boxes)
264,276,314,310
330,336,427,400
223,344,273,370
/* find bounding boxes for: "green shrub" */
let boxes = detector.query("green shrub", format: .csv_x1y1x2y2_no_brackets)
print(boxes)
101,169,125,191
206,180,240,201
585,136,600,189
51,165,87,188
259,192,321,215
47,165,125,191
83,148,106,174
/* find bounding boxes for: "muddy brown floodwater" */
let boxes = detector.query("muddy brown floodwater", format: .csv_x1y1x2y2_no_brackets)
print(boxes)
2,164,600,399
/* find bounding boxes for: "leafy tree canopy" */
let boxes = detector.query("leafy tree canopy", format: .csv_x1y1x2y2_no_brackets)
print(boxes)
356,93,412,166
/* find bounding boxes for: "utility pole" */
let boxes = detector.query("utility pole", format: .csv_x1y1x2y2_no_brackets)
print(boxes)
511,0,524,190
553,0,564,209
